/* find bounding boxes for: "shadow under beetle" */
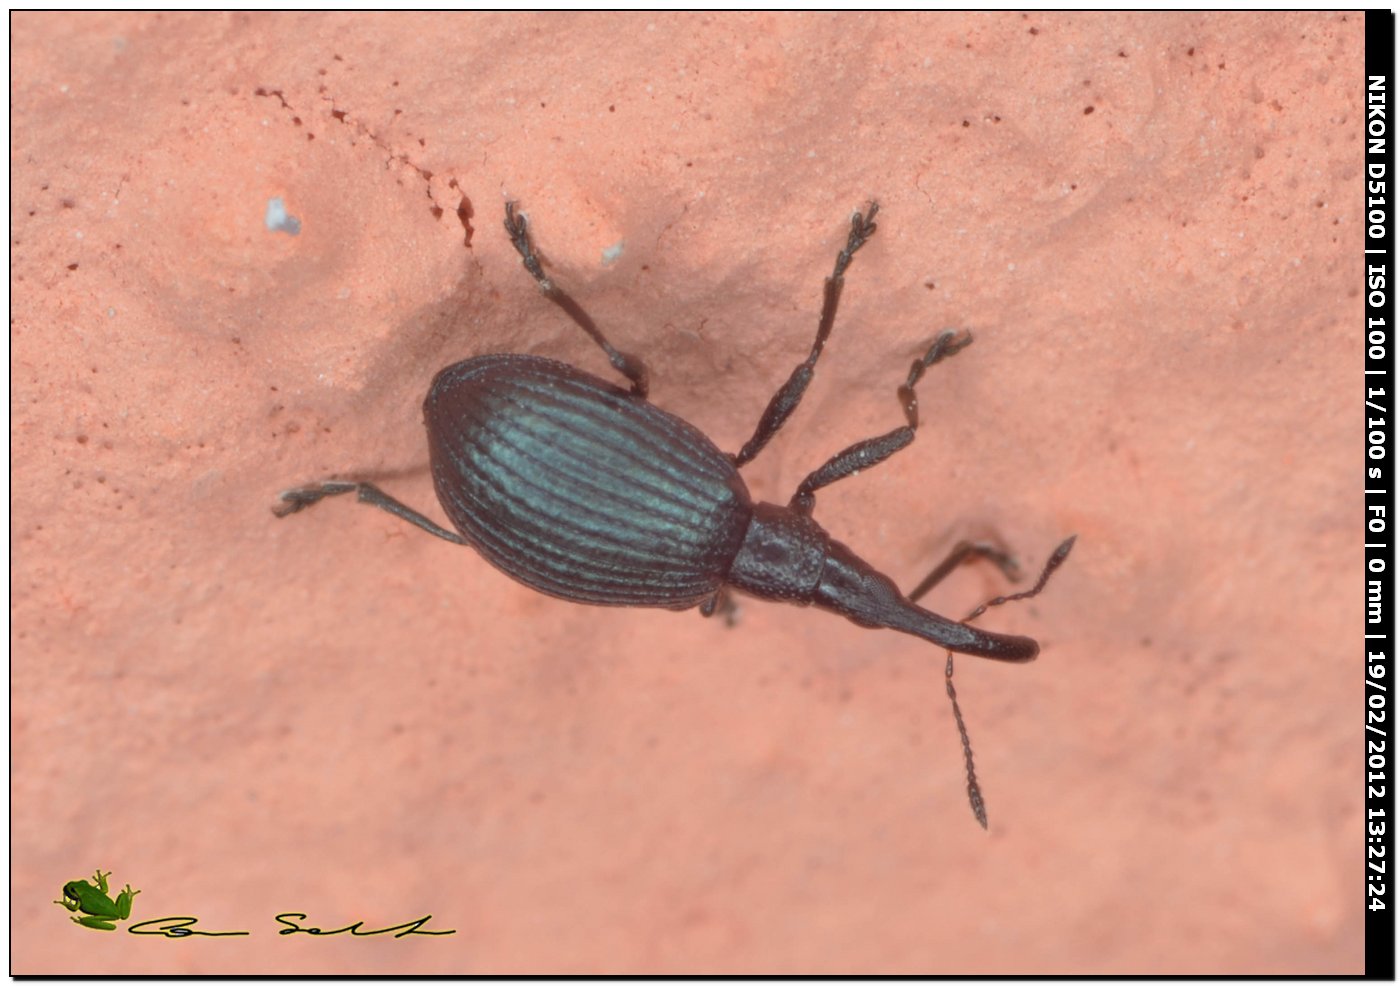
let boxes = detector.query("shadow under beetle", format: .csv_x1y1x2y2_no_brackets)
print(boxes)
277,200,1075,826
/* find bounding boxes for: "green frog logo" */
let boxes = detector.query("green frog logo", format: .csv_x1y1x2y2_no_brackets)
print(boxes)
53,869,139,931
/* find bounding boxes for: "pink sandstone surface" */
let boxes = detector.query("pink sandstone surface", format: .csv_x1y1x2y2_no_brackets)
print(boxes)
11,11,1365,974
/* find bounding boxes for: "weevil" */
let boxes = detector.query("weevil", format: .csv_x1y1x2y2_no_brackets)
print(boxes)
277,201,1075,825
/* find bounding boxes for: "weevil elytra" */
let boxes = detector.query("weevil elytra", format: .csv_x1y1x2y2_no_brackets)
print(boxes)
277,201,1074,825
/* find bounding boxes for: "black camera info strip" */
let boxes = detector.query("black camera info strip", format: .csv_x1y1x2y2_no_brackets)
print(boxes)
1366,9,1395,980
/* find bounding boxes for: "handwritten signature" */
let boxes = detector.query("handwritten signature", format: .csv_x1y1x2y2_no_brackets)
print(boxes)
126,913,454,938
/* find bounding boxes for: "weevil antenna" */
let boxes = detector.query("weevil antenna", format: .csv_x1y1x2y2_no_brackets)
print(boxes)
945,535,1077,828
963,536,1077,625
945,650,987,828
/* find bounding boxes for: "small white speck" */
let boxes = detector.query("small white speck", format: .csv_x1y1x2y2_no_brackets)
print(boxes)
74,230,84,239
1006,262,1015,271
59,84,69,94
265,197,301,235
107,307,116,317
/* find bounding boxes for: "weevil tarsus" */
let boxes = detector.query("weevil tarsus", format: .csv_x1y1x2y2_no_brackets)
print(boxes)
897,329,973,429
732,202,880,468
503,200,649,398
275,480,466,545
786,330,973,518
699,587,741,626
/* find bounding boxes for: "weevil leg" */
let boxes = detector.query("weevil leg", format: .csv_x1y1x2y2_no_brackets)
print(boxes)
503,201,650,398
698,588,740,627
787,329,972,516
907,540,1020,605
732,203,880,467
274,481,467,545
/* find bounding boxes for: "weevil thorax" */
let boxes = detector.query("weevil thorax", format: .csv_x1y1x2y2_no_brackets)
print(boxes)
725,502,924,622
726,502,828,602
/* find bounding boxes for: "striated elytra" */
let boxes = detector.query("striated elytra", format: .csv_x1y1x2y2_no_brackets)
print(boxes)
277,200,1075,825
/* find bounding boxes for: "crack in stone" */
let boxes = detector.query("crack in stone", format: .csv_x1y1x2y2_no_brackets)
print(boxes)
254,83,474,249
